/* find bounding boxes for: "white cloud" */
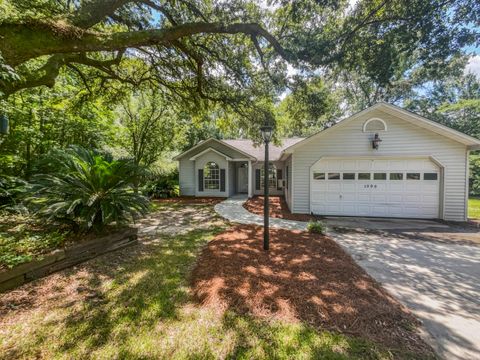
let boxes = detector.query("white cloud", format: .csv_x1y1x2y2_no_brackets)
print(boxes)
465,55,480,77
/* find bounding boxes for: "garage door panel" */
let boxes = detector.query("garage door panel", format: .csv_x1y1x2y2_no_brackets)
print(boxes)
373,183,387,191
388,194,403,202
372,194,387,202
311,158,440,219
388,183,404,191
326,183,340,191
342,192,356,201
357,193,371,201
326,193,340,201
342,183,356,191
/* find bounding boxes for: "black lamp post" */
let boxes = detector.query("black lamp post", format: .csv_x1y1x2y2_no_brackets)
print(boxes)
260,124,273,251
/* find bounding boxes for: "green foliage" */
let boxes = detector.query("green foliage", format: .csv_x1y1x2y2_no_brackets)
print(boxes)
277,77,340,137
117,90,175,167
143,170,180,199
470,154,480,196
26,146,150,231
0,175,27,208
0,214,66,269
0,76,118,178
307,220,327,235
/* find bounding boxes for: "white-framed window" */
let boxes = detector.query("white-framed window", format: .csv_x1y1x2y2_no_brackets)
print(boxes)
363,118,387,132
204,162,220,190
261,163,277,189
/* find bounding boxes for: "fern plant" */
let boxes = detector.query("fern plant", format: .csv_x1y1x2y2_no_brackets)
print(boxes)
27,146,149,231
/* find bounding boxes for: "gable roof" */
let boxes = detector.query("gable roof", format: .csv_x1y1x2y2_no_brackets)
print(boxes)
173,137,305,162
222,138,304,161
173,138,256,161
282,102,480,154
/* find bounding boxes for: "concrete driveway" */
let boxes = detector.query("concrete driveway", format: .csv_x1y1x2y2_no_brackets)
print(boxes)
327,217,480,360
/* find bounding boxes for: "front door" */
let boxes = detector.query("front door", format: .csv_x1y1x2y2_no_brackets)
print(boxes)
237,163,248,193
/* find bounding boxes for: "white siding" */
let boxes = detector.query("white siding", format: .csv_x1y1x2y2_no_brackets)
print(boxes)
179,158,195,196
284,155,293,210
194,151,228,197
291,108,468,221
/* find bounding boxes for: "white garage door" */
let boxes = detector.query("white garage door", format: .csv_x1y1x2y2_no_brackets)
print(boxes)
310,158,440,219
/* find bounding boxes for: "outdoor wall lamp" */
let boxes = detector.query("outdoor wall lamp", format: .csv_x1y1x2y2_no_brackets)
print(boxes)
372,133,382,149
260,123,273,251
0,114,9,135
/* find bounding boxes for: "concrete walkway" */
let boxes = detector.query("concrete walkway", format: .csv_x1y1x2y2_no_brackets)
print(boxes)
214,196,480,360
214,195,307,231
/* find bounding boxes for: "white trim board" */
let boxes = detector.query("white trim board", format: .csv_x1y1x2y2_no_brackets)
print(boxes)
189,147,233,161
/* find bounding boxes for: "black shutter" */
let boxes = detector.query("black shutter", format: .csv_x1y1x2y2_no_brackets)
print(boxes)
220,169,226,192
277,169,283,190
255,169,261,191
198,169,204,192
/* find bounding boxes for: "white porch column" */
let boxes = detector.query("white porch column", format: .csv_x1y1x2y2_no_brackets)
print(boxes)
248,160,253,198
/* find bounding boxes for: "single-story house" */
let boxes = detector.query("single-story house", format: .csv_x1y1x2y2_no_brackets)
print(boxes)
174,102,480,221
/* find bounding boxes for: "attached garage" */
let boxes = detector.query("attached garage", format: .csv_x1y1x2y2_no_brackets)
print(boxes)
310,157,441,219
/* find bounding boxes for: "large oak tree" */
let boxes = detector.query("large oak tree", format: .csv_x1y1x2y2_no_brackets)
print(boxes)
0,0,478,128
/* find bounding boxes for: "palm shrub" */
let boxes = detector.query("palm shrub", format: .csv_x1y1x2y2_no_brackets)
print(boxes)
0,175,28,212
26,146,150,232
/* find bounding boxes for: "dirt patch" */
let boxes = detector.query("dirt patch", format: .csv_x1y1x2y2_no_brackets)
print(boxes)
191,224,434,356
153,196,225,205
243,196,317,222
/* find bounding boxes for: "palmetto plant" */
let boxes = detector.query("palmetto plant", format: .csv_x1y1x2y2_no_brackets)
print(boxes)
27,146,149,231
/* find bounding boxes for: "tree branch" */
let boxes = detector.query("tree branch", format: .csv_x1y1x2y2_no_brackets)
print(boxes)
1,21,292,66
70,0,133,28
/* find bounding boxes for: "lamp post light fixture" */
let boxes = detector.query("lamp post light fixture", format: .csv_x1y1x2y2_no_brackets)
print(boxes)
260,124,273,251
372,133,382,149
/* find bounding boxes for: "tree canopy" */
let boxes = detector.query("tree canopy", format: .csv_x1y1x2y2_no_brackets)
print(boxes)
1,0,478,132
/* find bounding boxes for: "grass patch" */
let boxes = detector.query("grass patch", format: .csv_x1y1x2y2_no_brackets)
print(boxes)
0,213,67,269
469,197,480,219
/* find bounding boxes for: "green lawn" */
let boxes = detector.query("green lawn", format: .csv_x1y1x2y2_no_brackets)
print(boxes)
0,204,430,360
469,198,480,219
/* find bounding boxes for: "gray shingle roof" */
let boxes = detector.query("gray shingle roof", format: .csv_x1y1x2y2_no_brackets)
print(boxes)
222,138,305,161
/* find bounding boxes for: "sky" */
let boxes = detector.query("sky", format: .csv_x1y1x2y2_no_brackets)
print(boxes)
465,56,480,77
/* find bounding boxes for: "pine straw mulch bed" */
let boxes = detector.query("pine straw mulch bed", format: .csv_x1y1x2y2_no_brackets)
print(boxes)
243,196,317,221
191,224,434,357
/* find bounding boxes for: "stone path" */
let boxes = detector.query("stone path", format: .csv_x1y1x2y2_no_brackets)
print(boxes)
214,195,307,231
136,202,224,237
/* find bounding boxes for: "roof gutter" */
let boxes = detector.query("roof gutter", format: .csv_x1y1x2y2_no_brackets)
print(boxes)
467,145,480,151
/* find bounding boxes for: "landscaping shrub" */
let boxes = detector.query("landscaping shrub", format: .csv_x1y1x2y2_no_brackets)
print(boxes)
470,154,480,196
307,220,327,234
25,146,150,232
0,175,26,207
143,169,179,198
